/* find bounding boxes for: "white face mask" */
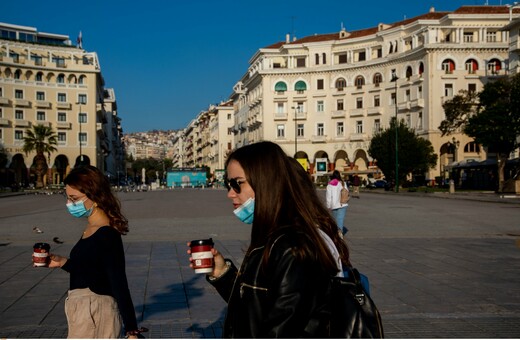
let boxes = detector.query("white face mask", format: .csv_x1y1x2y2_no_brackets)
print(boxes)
233,198,255,224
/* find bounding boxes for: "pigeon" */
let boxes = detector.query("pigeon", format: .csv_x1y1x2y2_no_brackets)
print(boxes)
53,237,64,244
33,227,43,234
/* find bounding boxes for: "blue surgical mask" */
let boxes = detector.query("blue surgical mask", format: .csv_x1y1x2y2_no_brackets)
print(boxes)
66,199,94,218
233,197,254,224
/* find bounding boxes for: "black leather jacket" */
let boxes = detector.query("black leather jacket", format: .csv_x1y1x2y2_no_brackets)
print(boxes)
208,228,332,338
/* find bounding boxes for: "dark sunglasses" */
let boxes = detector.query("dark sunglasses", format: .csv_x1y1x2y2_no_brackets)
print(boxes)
224,177,247,194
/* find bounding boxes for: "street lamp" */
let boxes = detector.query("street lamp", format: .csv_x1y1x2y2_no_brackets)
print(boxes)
77,101,84,165
291,106,298,157
451,137,460,162
391,72,399,193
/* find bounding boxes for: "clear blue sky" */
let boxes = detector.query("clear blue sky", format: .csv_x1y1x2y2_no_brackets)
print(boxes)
2,0,501,133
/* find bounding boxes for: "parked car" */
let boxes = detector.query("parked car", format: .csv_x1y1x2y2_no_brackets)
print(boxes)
367,179,387,189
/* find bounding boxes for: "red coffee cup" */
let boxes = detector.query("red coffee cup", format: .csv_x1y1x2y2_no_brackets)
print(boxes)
190,238,214,274
33,242,50,267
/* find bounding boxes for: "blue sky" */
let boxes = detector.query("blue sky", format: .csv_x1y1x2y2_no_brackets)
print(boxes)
2,0,502,133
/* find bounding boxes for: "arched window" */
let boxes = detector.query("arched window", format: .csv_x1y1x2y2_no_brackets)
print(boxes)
406,66,413,79
464,142,481,153
487,58,502,74
354,76,365,88
57,73,65,84
335,78,346,90
14,69,22,80
442,59,456,74
419,62,424,76
78,75,86,85
465,59,479,74
295,80,307,92
36,72,44,82
373,73,382,86
274,81,287,93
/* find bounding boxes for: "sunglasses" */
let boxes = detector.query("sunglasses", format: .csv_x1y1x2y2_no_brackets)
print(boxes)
224,177,247,194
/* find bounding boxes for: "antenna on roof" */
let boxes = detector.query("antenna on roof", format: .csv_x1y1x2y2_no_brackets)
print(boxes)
341,22,345,30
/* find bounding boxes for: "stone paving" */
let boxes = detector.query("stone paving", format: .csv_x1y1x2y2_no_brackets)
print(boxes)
0,189,519,338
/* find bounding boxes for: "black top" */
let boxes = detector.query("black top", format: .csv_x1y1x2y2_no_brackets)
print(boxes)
62,226,138,333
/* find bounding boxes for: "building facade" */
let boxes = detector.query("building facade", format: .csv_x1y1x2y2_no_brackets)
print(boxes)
0,22,123,187
224,5,519,183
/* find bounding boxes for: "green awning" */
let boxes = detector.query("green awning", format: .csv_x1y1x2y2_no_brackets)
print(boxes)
275,81,287,91
295,81,307,91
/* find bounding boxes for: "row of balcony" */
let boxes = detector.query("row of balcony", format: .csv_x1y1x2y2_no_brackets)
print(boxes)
0,55,95,70
0,97,75,110
0,119,106,131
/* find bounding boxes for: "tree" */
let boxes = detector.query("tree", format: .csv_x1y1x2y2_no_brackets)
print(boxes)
23,124,58,188
369,118,437,187
439,73,520,192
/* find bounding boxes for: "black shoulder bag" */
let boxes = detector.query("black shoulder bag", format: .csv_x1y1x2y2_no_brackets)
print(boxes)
329,267,384,338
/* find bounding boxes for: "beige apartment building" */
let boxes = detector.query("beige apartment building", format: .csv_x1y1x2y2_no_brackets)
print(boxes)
224,5,519,183
0,22,123,187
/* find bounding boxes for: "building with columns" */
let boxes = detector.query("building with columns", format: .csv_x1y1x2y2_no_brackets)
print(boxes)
224,5,519,183
0,22,123,187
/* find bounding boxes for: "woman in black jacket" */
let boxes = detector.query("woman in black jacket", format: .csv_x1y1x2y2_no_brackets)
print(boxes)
190,141,350,338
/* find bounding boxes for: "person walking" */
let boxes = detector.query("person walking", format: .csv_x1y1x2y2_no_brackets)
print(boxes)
352,174,361,198
326,170,349,237
49,165,145,339
188,141,350,338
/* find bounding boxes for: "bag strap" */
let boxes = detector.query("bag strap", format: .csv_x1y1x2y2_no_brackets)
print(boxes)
342,266,366,305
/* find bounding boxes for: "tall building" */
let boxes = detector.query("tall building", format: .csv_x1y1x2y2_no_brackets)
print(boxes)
226,5,519,183
0,22,123,187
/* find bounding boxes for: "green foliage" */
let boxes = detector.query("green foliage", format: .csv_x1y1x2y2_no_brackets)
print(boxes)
22,124,58,158
368,118,437,184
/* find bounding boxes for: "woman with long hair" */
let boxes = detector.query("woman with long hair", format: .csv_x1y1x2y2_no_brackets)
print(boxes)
326,170,349,237
189,141,350,337
49,166,144,338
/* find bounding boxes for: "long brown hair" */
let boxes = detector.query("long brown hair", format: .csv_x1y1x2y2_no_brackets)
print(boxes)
64,165,129,234
225,141,347,275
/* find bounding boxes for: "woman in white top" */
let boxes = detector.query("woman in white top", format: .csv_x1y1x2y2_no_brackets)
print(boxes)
326,170,349,237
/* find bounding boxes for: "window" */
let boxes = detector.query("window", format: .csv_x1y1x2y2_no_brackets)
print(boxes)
406,66,413,79
417,112,423,130
277,124,285,138
322,53,326,64
406,114,411,126
36,91,45,101
0,88,2,97
317,123,325,136
444,84,454,97
373,73,382,86
79,132,87,144
315,54,319,65
317,100,324,112
15,130,24,141
57,74,65,83
15,89,23,99
357,51,366,61
463,32,474,42
337,99,344,111
317,79,324,90
464,142,480,153
418,86,423,99
37,111,46,121
78,94,87,104
335,78,346,90
36,72,43,82
419,63,424,76
53,57,65,67
442,59,455,74
465,59,478,74
356,121,363,134
391,93,396,105
468,83,477,93
58,132,66,144
295,102,304,113
374,119,381,132
356,97,363,109
276,103,284,114
57,93,67,102
31,54,43,65
405,89,410,102
294,81,307,93
338,54,347,64
487,58,502,74
296,57,306,68
336,122,344,136
15,110,24,120
275,81,287,93
374,95,380,107
58,112,67,122
14,70,21,80
227,113,232,120
486,31,497,42
354,76,365,88
79,113,87,123
297,123,304,137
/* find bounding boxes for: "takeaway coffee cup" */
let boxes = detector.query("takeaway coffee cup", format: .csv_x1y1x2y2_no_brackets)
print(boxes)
190,238,214,274
33,242,50,267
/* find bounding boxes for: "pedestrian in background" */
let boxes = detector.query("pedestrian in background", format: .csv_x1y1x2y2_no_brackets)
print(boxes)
188,141,350,338
352,174,361,198
326,170,349,237
49,165,144,339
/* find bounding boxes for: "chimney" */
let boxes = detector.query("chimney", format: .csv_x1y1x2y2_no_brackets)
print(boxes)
430,6,435,13
286,33,290,43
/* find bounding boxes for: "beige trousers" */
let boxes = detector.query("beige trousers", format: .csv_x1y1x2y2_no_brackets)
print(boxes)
65,288,122,339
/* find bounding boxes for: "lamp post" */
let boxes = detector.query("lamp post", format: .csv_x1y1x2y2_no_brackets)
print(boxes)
291,106,298,157
77,102,84,165
391,72,399,193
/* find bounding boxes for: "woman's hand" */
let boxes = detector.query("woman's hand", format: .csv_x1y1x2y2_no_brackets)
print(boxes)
48,254,67,268
186,242,226,277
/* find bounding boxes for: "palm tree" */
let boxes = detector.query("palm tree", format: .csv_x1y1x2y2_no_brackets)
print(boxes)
23,124,58,188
